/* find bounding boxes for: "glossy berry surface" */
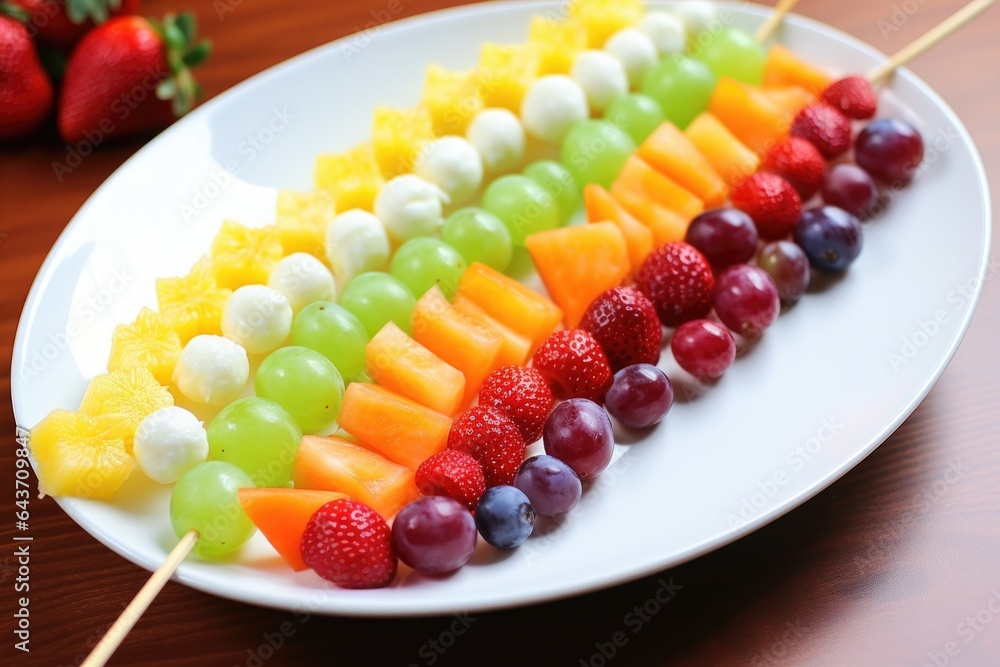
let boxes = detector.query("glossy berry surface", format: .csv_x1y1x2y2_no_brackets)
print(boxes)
713,265,781,338
822,164,879,219
391,496,477,575
447,406,525,488
415,450,486,511
478,366,554,444
791,103,852,159
300,499,396,589
532,329,614,402
543,399,615,479
604,364,674,429
579,286,663,372
854,118,924,184
793,206,864,273
635,242,715,327
670,320,737,380
684,208,759,269
757,241,811,305
474,485,536,549
514,455,582,517
730,172,802,241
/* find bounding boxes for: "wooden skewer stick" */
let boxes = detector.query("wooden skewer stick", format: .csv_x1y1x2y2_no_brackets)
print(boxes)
867,0,995,83
755,0,801,42
81,530,199,667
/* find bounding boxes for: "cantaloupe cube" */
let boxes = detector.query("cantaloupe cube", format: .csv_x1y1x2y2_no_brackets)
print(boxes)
763,44,832,96
611,156,704,221
611,187,689,246
638,123,729,206
709,77,788,155
372,106,435,178
685,113,761,188
568,0,644,48
237,488,348,570
475,43,542,112
451,295,533,367
422,64,483,135
528,16,588,74
583,184,653,269
314,143,384,212
762,86,816,123
275,190,336,259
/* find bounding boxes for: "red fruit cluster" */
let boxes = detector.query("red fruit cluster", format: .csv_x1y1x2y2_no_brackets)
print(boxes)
447,405,525,488
478,366,554,443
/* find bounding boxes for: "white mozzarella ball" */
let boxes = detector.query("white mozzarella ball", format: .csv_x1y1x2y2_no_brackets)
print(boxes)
221,285,293,354
415,136,484,205
172,334,249,405
571,50,629,113
466,108,526,174
604,28,658,89
521,75,590,144
325,209,390,287
675,2,718,39
374,174,449,242
268,252,336,313
639,11,687,56
133,406,209,484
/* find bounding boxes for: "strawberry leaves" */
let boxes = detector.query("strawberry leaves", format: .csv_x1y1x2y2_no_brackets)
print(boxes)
151,12,211,117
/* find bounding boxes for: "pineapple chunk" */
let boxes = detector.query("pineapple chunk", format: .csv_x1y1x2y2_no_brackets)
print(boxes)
79,367,174,450
107,307,182,385
475,43,543,112
275,190,336,259
29,409,134,499
156,258,232,342
528,17,588,74
371,106,435,178
314,143,385,212
567,0,645,48
421,65,484,135
209,220,284,290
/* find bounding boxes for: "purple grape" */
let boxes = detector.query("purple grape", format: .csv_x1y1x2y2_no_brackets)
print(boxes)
514,455,582,517
670,320,736,380
822,164,879,219
391,496,477,574
793,206,863,273
713,264,780,337
604,364,674,428
854,118,924,184
474,486,535,549
684,208,759,269
543,399,614,479
757,241,811,304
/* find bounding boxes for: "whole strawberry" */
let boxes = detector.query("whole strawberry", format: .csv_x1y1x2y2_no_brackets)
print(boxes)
532,329,614,402
448,406,525,488
580,286,662,372
58,11,210,143
0,5,54,140
791,103,852,159
731,172,802,240
13,0,141,49
821,76,877,120
415,450,486,511
634,242,715,327
478,366,554,444
762,137,826,200
300,499,397,589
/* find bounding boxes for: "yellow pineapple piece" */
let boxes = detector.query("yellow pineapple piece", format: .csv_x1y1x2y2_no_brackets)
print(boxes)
475,43,543,112
421,65,484,135
106,307,182,385
314,143,385,212
275,190,336,259
567,0,644,48
29,409,134,499
156,258,232,342
79,367,174,450
528,17,588,74
209,220,284,290
371,106,435,178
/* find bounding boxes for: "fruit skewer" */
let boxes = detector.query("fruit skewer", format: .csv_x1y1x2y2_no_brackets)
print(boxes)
754,0,801,42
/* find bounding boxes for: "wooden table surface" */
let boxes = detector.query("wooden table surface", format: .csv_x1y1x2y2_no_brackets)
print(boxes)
2,0,999,665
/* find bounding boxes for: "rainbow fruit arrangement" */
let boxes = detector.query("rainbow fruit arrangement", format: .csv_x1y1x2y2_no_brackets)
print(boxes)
28,0,926,589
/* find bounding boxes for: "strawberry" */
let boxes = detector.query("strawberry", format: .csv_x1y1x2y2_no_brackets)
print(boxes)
634,242,715,327
13,0,141,49
58,11,210,144
532,329,614,402
579,286,662,373
415,450,486,511
731,172,803,240
821,76,877,120
762,137,826,200
299,499,396,589
447,406,525,488
791,103,852,159
0,5,54,140
478,366,554,444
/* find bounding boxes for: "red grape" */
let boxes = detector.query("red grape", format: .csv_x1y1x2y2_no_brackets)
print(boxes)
670,320,736,380
713,265,780,337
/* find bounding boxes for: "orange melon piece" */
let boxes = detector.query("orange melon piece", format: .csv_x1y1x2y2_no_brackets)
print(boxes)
611,156,704,221
456,262,563,350
684,113,761,188
291,435,418,520
525,223,631,328
237,488,347,571
709,77,789,155
763,44,832,96
452,295,533,367
412,287,503,406
365,322,465,416
610,186,689,246
583,184,653,270
337,383,452,470
763,86,816,122
637,123,728,206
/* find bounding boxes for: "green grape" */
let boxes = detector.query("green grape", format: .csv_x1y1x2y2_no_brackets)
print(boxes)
441,207,513,272
389,238,467,299
481,174,560,246
254,346,344,434
606,93,666,145
291,302,368,380
560,120,636,189
523,160,581,224
338,272,416,337
170,461,257,557
207,397,302,487
642,56,716,129
696,27,764,85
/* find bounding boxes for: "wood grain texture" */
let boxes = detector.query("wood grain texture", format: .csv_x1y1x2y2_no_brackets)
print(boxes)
2,1,999,665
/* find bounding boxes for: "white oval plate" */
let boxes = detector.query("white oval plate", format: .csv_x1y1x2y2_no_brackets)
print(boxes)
12,1,991,616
